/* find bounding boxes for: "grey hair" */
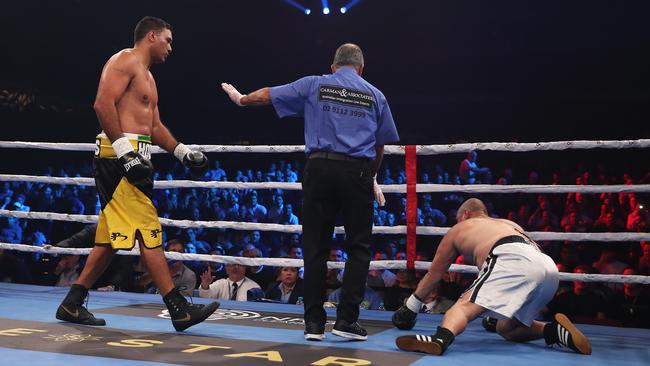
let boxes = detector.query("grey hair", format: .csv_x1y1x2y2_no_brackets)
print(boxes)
332,43,364,67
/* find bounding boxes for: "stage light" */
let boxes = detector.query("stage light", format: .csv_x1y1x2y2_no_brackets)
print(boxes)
305,8,311,15
341,0,362,14
322,0,330,15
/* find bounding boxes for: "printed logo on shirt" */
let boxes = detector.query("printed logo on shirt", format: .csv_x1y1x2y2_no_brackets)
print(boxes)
318,84,375,109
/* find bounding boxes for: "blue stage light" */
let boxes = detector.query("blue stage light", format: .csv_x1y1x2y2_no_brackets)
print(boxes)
323,7,330,14
340,7,347,14
305,8,311,15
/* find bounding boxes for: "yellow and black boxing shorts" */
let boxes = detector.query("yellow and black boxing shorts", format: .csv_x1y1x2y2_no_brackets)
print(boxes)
93,133,162,250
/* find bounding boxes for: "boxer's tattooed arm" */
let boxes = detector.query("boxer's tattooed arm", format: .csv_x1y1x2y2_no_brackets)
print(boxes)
240,87,271,106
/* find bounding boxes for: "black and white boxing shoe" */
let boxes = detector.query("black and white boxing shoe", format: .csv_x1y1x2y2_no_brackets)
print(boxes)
396,334,445,355
331,320,368,341
544,313,592,355
395,326,455,356
304,321,326,341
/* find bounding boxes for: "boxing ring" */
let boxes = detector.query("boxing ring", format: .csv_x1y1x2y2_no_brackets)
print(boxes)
1,139,650,365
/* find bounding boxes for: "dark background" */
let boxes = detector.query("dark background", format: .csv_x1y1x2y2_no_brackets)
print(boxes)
1,0,649,146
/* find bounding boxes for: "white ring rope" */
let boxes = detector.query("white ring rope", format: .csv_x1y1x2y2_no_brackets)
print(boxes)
1,242,648,284
2,175,650,194
2,209,649,241
1,139,649,155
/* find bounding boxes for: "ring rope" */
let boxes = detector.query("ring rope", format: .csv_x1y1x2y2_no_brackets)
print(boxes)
2,209,649,241
1,242,648,284
1,139,649,155
2,175,649,194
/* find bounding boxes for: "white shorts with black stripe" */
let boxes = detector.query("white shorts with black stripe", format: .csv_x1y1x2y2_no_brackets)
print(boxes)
467,242,559,326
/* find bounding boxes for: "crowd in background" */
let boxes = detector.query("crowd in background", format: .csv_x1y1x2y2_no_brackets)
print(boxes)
1,150,649,328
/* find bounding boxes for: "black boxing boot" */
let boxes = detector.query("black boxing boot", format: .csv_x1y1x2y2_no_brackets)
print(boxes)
55,284,106,326
543,313,592,355
396,326,455,356
163,287,220,332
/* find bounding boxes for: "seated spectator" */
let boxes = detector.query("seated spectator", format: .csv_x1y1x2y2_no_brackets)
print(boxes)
280,204,299,225
54,255,82,287
247,191,268,223
185,228,210,254
142,240,196,297
267,195,285,224
383,269,418,311
209,160,226,181
328,284,383,310
593,212,626,232
199,263,261,301
561,209,592,232
459,150,490,184
611,268,650,328
0,216,22,244
265,266,304,304
545,265,611,325
638,241,650,275
325,247,345,296
627,202,649,232
367,252,397,288
245,247,277,291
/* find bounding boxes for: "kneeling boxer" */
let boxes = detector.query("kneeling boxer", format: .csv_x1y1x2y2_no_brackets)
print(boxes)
392,198,591,356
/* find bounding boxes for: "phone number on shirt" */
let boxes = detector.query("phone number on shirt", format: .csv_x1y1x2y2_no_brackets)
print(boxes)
322,105,365,118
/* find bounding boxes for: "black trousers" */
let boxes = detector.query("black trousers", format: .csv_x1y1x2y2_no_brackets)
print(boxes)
301,157,374,325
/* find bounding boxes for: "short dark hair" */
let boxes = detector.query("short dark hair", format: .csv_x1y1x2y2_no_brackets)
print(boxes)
134,16,172,44
166,238,185,251
332,43,364,67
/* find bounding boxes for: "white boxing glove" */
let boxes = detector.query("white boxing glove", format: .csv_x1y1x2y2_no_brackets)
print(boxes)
221,82,246,106
373,175,386,207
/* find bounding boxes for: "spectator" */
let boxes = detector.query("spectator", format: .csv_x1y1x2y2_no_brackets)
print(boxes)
245,247,277,291
458,150,490,184
545,265,611,325
383,269,418,311
141,240,196,297
247,191,268,223
325,248,345,296
328,285,383,310
54,255,82,287
367,252,397,288
265,266,304,304
638,241,650,275
199,263,261,301
611,267,650,328
0,217,22,244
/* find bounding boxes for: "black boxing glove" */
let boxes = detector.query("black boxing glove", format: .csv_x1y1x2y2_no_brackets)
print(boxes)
392,304,418,330
119,151,153,184
112,137,153,184
173,143,209,179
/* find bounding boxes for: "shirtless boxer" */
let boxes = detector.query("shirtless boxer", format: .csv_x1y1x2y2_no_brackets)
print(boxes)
55,16,219,331
392,198,591,355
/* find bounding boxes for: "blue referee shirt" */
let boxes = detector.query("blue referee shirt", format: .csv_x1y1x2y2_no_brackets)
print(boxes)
269,67,399,159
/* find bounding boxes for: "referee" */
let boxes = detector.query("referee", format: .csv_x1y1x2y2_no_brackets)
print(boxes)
222,43,399,341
